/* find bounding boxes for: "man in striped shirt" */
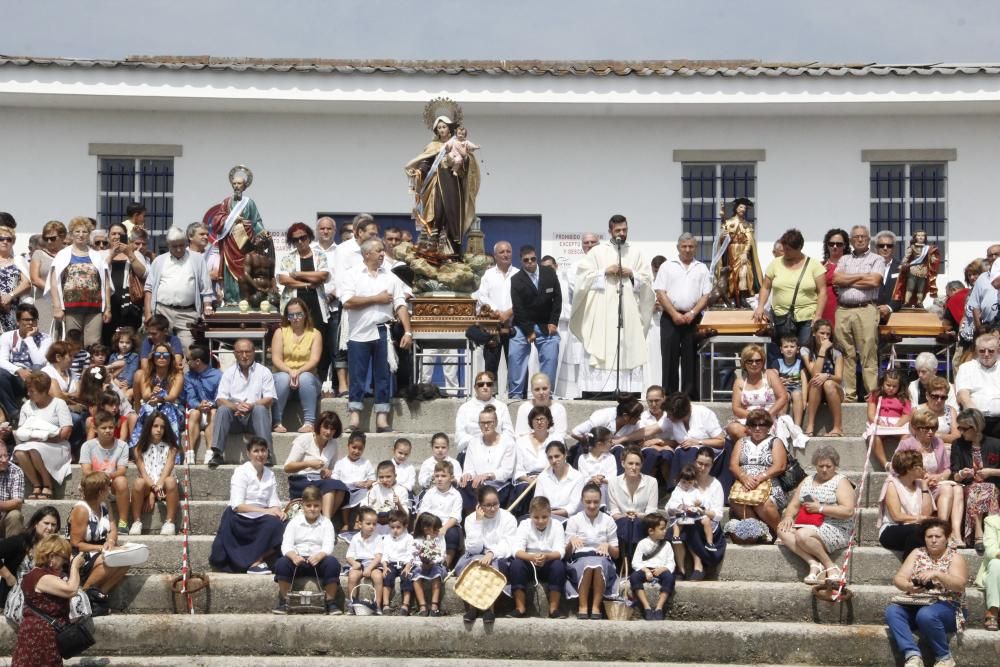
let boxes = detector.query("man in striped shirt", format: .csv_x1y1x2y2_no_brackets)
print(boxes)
832,225,884,402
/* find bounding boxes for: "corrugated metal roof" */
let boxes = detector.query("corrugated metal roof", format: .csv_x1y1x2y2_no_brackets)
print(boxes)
3,55,1000,77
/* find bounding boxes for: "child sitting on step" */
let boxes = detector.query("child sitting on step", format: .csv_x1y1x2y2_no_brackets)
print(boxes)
128,410,179,536
416,460,463,568
377,510,414,614
332,432,375,528
365,460,410,534
345,506,384,614
272,485,342,615
630,513,676,621
406,512,448,616
417,432,463,490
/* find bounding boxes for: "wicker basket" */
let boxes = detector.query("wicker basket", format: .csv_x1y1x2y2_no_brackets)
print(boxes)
454,561,507,610
603,599,634,621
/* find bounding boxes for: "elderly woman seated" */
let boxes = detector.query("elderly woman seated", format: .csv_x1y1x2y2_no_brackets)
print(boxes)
976,512,1000,631
777,445,856,584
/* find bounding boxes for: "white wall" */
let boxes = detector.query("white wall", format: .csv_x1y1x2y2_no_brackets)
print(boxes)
0,106,996,282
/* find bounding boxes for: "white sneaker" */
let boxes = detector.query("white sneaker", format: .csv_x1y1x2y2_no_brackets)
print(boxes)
183,450,195,466
933,657,956,667
128,521,143,536
904,656,923,667
160,521,176,536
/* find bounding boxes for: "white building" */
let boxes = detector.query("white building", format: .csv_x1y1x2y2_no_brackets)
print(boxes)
2,56,999,279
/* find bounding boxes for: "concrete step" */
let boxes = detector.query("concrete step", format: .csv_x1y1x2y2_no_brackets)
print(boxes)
107,572,989,628
37,662,862,667
1,615,997,665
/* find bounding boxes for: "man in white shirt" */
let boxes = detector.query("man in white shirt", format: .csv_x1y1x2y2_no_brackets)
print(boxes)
144,226,215,354
956,333,1000,438
331,215,381,396
0,304,51,421
475,241,519,381
655,233,712,400
340,238,412,432
208,338,277,468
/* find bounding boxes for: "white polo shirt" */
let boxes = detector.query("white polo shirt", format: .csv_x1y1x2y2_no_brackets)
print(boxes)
339,264,408,342
955,360,1000,417
653,257,712,312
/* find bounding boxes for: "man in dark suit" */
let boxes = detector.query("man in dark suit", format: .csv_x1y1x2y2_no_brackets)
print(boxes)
874,229,903,323
507,245,562,399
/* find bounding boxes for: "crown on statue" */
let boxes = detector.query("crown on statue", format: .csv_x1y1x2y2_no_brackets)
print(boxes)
423,97,463,130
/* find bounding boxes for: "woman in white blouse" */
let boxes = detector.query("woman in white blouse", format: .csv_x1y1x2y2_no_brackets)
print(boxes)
513,372,567,440
455,486,518,625
565,483,620,619
675,446,727,580
282,410,348,519
533,442,585,519
608,446,659,561
454,371,515,456
458,406,516,515
511,405,558,516
210,437,287,575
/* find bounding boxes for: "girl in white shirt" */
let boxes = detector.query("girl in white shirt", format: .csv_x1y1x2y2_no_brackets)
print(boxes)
391,438,416,493
564,483,620,619
509,496,567,618
272,486,341,615
417,432,463,490
608,447,659,561
331,432,375,527
533,442,585,519
455,486,518,625
209,437,286,575
629,513,676,620
282,411,348,519
577,427,618,507
406,512,448,616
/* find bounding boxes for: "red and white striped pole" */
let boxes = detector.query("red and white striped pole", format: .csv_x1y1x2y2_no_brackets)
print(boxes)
179,430,194,614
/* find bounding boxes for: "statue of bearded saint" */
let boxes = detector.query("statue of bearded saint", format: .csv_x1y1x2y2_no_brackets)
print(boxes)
893,229,941,308
204,165,265,304
711,198,764,309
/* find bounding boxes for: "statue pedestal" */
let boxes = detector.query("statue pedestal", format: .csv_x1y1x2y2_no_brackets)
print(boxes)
200,309,282,365
880,310,949,337
698,309,767,336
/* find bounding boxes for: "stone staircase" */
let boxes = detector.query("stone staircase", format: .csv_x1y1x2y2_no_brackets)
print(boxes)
1,398,997,666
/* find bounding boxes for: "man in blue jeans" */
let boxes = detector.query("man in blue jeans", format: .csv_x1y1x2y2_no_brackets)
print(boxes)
507,245,561,399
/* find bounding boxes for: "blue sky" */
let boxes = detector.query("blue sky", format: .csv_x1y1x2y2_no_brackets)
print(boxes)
3,0,999,63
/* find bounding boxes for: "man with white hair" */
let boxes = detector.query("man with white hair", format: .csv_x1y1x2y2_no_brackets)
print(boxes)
144,226,215,353
956,333,1000,438
474,240,519,382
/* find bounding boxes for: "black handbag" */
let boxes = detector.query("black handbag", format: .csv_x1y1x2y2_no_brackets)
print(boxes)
779,450,808,493
25,600,95,659
772,258,811,338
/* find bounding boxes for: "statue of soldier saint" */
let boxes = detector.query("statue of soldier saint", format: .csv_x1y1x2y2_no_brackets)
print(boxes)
404,98,481,263
204,164,265,305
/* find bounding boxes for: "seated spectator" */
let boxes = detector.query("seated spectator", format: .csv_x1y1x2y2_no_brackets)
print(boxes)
511,405,558,516
630,513,676,621
138,314,184,374
878,450,935,556
183,343,221,464
271,298,323,434
271,485,340,616
675,446,726,578
417,432,463,490
777,445,855,584
129,342,185,449
533,441,585,519
974,512,1000,630
0,304,51,422
568,398,643,469
68,471,129,611
86,390,132,443
79,410,130,534
509,496,567,618
364,461,411,530
949,408,1000,552
513,372,567,440
390,438,416,493
458,406,516,514
331,431,375,526
955,333,1000,439
405,512,447,616
919,376,961,445
415,460,463,568
39,340,77,403
564,483,619,620
607,446,657,563
726,344,790,441
885,518,967,667
107,325,140,397
454,371,515,457
282,410,347,519
455,485,516,625
209,437,286,574
345,507,385,613
728,408,788,539
0,506,59,606
801,319,845,437
66,329,89,382
577,427,617,507
12,372,72,500
0,440,24,538
377,509,415,614
908,351,958,409
616,385,673,483
208,338,276,468
896,408,961,544
129,411,180,537
868,369,913,470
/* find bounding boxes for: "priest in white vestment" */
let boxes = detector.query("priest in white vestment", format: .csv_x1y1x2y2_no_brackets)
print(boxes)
569,216,655,395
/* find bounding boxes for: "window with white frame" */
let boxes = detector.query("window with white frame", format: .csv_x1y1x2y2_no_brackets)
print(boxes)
869,162,947,267
97,157,174,249
681,163,756,262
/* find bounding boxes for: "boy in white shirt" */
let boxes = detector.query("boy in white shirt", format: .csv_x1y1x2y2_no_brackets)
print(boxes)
272,486,341,615
391,438,417,493
630,513,676,621
376,510,415,613
509,496,567,618
345,507,384,614
416,460,463,567
365,461,411,535
332,432,375,527
417,432,463,489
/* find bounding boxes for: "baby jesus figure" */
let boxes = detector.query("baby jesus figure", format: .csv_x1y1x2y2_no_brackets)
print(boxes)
444,125,480,176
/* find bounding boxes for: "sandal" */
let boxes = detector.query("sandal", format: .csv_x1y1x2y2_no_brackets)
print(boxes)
824,566,844,582
804,562,825,585
28,486,42,500
826,430,844,437
272,424,287,434
985,611,998,631
803,430,814,438
38,488,53,499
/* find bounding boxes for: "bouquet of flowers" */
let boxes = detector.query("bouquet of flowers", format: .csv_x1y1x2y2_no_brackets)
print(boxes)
413,539,443,566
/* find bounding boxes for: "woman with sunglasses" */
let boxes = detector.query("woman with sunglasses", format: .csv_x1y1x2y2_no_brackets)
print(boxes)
726,344,789,441
896,408,962,546
0,225,30,334
454,370,515,458
101,222,147,345
728,408,788,538
29,221,65,333
270,298,322,434
918,375,961,445
277,222,330,343
820,228,849,326
950,408,1000,553
129,342,184,449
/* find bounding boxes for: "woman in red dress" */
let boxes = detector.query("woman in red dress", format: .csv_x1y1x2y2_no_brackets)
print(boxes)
820,228,848,326
11,534,85,667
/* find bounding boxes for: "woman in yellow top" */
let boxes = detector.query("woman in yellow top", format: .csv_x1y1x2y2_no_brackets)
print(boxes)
753,228,827,346
271,297,323,434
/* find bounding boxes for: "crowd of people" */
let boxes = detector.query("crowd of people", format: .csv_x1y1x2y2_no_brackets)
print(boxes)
0,208,999,665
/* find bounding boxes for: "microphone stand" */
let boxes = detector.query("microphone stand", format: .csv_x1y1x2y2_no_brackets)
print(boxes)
614,238,624,400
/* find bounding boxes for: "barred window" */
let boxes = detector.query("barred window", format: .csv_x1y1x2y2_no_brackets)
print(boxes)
869,163,947,266
681,163,756,262
97,157,174,250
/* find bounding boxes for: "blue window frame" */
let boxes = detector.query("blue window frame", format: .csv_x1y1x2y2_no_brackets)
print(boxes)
869,163,947,266
681,163,756,262
97,157,174,251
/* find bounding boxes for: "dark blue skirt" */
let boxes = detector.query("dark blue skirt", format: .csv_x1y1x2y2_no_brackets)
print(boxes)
288,475,349,500
209,507,285,573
